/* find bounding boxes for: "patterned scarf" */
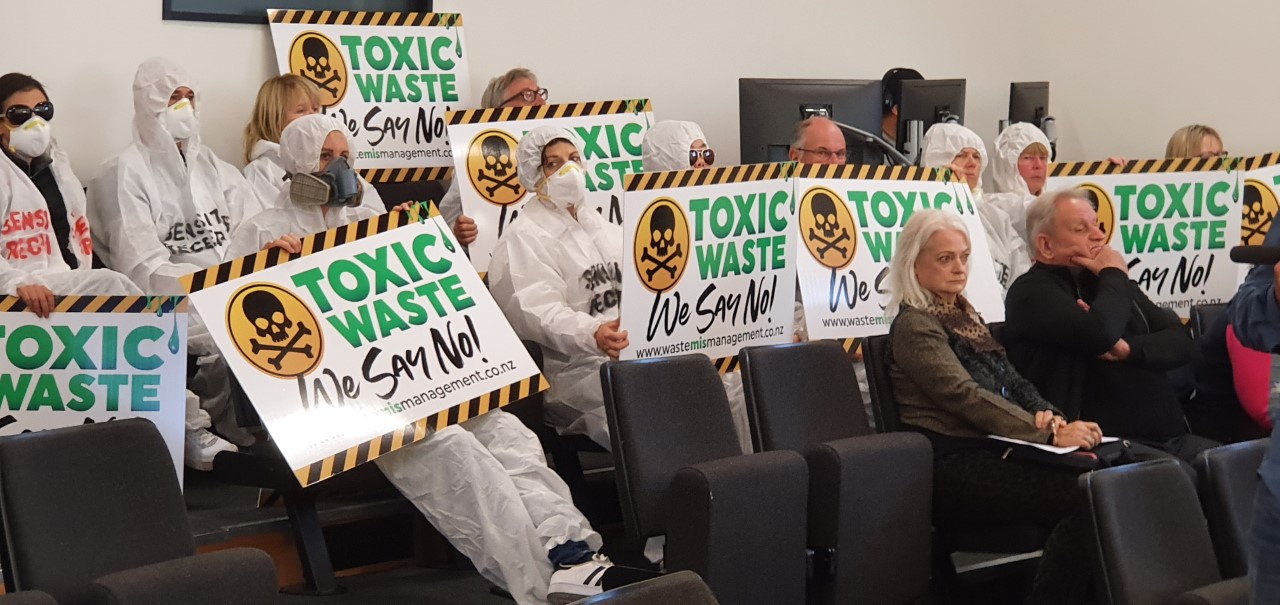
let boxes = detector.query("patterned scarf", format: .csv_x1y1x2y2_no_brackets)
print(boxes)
923,295,1003,353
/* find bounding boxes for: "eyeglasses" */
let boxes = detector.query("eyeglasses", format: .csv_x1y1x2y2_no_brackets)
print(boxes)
501,87,549,106
689,148,716,166
1199,151,1229,159
4,102,54,127
796,148,846,162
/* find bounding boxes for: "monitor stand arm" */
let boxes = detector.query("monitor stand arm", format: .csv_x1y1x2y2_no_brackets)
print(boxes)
831,120,914,167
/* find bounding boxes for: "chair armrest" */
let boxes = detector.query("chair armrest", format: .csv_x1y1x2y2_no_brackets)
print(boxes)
91,548,277,605
1172,576,1249,605
808,432,932,604
666,450,808,605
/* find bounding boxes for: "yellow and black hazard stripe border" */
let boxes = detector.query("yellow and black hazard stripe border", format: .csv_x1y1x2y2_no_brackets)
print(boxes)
447,99,652,127
293,372,549,487
1051,156,1237,178
183,203,441,294
0,295,187,314
626,162,800,193
268,10,461,27
359,167,454,184
1245,152,1280,171
792,163,953,183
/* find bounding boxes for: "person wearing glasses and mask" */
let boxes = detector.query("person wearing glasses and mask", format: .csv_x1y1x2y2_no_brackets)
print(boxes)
88,57,267,470
438,68,549,248
0,73,141,317
1166,124,1227,159
641,120,715,171
488,126,626,451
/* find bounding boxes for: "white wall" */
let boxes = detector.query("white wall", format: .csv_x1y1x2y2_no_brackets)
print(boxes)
7,0,1279,181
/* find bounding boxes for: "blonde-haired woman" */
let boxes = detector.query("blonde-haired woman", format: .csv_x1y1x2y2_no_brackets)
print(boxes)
1166,124,1226,159
885,209,1101,605
242,74,384,213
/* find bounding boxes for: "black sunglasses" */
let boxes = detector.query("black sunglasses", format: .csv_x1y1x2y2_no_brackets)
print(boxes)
689,148,715,166
4,102,54,126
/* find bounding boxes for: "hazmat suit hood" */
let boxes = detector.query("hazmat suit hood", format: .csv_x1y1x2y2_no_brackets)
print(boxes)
516,125,581,193
279,114,351,176
642,121,707,172
991,123,1051,196
132,57,201,159
921,123,986,189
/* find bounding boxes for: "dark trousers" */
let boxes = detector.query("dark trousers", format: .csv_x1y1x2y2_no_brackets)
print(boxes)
933,448,1092,605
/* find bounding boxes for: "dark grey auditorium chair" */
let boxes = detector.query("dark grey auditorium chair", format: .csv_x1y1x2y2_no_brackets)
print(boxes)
1083,459,1249,605
600,354,808,605
1190,303,1228,340
740,341,932,605
0,419,278,605
1195,439,1267,579
0,591,55,605
571,570,719,605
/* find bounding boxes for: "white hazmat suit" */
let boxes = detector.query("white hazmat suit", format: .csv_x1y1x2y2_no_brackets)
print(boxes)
198,116,612,605
225,117,383,259
244,138,386,214
487,126,621,450
0,140,140,296
921,123,1031,295
987,123,1052,243
640,120,752,453
88,57,265,298
87,57,265,451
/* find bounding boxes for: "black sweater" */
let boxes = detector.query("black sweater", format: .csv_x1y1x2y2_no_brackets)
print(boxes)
1003,263,1193,442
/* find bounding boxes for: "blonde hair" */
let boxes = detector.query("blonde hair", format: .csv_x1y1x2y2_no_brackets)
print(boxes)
886,209,970,317
1165,124,1222,159
243,75,322,164
480,68,538,109
1021,142,1050,158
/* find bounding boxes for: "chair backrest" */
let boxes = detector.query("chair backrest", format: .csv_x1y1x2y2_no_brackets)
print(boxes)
1195,439,1267,579
0,419,196,603
739,341,871,451
861,334,900,432
1083,459,1223,605
1190,303,1227,340
573,570,719,605
601,355,745,540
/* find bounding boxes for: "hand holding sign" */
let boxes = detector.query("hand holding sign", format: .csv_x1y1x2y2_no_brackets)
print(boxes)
595,319,629,360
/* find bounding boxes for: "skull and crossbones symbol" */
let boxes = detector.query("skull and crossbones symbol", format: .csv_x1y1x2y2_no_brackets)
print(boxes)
640,205,684,281
475,135,521,197
243,290,314,372
1244,186,1275,244
807,193,850,258
300,36,341,96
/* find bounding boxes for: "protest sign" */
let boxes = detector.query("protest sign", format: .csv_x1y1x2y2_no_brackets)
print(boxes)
446,99,653,273
184,210,545,486
268,10,472,183
0,296,186,479
1049,157,1243,317
620,163,795,366
792,164,1003,340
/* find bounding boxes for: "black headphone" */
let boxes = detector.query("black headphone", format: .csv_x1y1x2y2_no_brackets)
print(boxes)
881,68,924,112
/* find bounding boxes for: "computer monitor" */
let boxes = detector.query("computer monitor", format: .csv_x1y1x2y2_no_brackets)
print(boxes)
1009,81,1050,126
738,78,884,165
895,79,967,151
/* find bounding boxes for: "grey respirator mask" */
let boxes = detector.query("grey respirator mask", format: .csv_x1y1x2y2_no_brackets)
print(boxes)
289,157,364,208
